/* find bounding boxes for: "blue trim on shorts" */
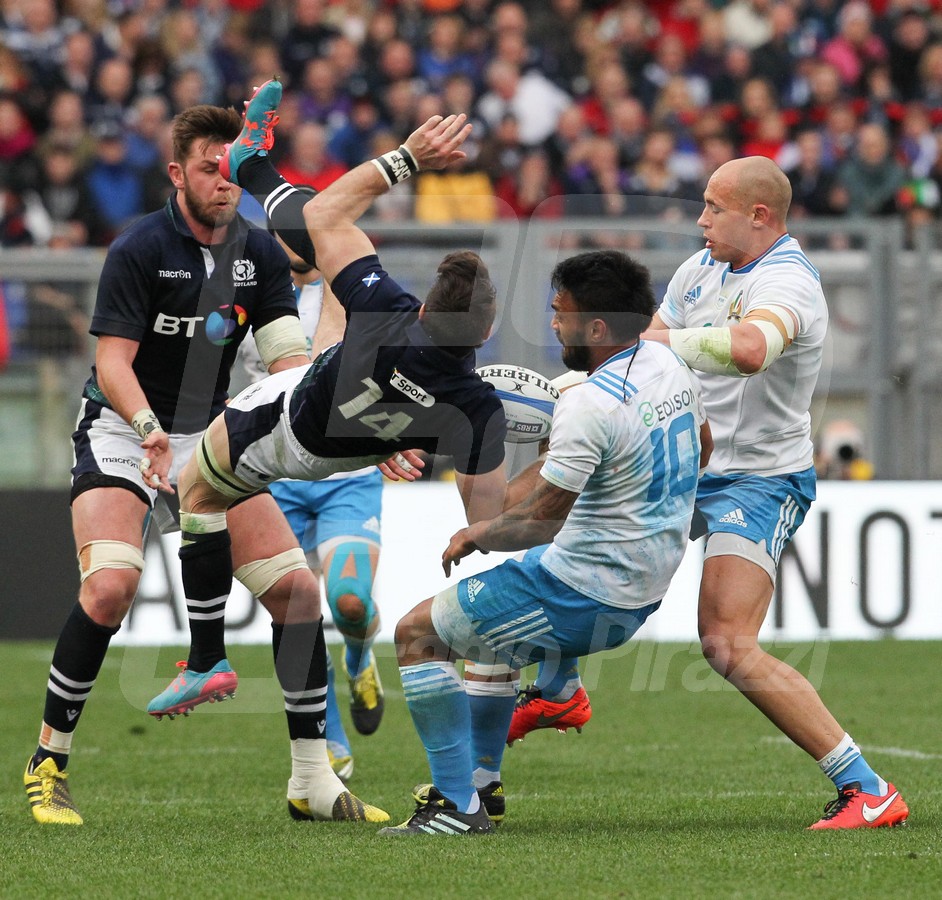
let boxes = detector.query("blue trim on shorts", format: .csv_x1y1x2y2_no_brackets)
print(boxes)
454,545,660,669
269,471,383,553
694,467,816,564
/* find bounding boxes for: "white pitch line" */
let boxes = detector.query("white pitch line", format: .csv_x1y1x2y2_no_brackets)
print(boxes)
760,735,942,760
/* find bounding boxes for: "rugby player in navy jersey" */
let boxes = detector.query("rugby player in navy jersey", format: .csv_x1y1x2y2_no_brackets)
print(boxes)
151,80,510,817
24,102,387,826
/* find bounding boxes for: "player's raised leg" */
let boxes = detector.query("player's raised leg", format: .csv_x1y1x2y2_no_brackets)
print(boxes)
219,76,316,265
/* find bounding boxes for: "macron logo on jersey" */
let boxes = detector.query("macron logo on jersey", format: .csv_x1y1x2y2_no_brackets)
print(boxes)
159,269,191,279
719,508,748,528
362,273,381,287
683,285,702,305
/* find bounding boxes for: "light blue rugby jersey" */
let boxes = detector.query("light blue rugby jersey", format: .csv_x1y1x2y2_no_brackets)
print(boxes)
539,341,705,609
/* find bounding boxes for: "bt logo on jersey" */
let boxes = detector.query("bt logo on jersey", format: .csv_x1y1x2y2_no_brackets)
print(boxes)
153,304,248,343
206,304,248,345
154,312,205,337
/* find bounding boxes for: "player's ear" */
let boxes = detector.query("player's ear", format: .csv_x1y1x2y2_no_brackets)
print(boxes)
588,317,606,343
168,161,184,190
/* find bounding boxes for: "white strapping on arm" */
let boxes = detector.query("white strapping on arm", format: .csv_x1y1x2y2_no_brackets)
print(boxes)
750,319,787,371
254,315,308,369
668,327,743,376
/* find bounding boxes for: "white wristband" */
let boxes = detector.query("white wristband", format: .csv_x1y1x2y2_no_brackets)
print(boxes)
131,408,164,440
371,145,419,187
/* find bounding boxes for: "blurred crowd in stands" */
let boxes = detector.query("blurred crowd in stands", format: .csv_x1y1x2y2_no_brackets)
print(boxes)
1,0,942,251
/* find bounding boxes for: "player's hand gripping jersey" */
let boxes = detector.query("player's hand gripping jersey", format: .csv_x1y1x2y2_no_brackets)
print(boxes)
658,236,828,476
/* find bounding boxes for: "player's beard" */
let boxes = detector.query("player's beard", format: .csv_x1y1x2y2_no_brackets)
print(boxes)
182,180,238,233
562,342,590,372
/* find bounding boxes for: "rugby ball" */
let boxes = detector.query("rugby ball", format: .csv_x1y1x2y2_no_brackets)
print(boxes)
476,364,559,443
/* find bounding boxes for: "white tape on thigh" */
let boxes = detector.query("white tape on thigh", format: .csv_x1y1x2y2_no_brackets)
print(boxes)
77,540,145,583
234,547,308,597
463,661,515,678
704,532,776,584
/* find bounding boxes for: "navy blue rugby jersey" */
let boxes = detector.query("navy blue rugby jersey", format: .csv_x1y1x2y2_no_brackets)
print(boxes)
83,194,297,433
287,255,507,476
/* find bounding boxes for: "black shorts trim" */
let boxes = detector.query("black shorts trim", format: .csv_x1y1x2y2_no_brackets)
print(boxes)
71,472,150,507
231,486,271,508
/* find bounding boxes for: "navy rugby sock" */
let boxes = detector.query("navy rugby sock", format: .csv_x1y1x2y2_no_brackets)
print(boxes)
272,618,329,740
180,530,232,672
238,157,316,266
35,602,119,770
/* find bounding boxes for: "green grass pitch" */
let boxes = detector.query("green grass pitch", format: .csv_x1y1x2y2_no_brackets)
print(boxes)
1,640,939,898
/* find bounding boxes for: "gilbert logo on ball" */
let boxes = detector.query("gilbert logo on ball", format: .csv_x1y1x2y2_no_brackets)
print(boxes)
476,364,560,443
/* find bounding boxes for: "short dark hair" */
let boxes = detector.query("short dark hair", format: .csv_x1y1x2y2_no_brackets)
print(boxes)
171,105,241,163
550,250,655,342
422,250,497,349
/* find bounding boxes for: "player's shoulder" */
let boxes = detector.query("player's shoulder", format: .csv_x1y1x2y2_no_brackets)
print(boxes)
107,209,171,256
242,220,282,255
751,235,821,284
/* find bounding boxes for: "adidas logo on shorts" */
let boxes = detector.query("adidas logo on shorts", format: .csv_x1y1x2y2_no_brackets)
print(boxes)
466,578,485,602
718,507,748,528
363,516,381,535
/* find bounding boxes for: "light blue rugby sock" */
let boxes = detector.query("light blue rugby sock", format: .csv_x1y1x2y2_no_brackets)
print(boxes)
400,661,477,813
818,733,885,795
535,656,582,701
466,680,516,787
324,652,350,752
344,633,374,679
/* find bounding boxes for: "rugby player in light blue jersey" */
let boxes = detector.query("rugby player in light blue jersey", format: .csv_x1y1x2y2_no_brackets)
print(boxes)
516,156,908,831
381,249,712,835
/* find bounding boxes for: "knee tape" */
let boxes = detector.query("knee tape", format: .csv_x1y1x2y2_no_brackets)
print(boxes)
463,661,519,696
77,540,145,584
234,547,308,597
196,433,256,501
325,540,377,630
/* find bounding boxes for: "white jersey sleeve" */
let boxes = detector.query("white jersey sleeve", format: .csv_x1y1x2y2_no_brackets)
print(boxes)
540,388,609,495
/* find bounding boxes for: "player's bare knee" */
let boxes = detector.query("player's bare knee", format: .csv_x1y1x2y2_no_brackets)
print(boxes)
700,628,759,677
394,603,442,664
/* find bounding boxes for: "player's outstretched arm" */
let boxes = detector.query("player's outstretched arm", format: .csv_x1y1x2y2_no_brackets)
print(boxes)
443,477,578,576
304,114,473,284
